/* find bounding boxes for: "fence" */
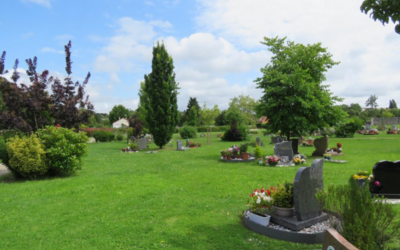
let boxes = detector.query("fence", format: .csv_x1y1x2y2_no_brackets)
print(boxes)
371,117,400,126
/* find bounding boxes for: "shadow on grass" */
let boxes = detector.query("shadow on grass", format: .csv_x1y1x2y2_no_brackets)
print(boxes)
0,170,78,184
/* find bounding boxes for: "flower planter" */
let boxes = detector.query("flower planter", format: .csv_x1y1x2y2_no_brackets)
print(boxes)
234,155,241,159
241,152,249,160
273,206,294,217
226,155,232,160
247,211,271,226
356,178,367,187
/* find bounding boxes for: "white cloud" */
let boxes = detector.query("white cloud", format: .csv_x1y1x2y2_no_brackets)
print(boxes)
21,0,51,8
195,0,400,108
42,47,63,54
21,32,34,39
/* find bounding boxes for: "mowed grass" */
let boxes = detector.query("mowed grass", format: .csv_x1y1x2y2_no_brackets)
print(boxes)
1,132,400,249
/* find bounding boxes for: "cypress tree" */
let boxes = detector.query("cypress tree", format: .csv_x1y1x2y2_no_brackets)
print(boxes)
144,42,179,149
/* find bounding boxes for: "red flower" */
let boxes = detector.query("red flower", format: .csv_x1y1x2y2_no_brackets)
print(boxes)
254,189,260,193
337,143,342,148
266,189,271,196
261,187,265,193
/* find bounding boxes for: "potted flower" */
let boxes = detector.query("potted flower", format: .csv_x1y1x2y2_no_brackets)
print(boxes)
272,181,294,217
129,142,139,151
352,170,370,187
247,187,274,225
265,155,281,167
220,150,227,159
232,145,241,159
240,144,249,160
189,141,196,148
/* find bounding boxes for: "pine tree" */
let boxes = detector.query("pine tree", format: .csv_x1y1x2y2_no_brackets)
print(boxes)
143,42,179,149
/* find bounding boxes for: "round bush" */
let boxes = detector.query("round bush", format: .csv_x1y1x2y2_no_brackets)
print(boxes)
221,125,249,141
93,130,115,142
36,126,88,174
7,135,47,179
179,126,197,139
0,137,9,166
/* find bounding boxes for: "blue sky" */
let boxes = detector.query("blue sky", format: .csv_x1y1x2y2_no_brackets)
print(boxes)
1,0,399,113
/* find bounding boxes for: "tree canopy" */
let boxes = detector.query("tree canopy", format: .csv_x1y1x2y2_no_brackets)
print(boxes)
365,95,378,109
109,104,130,124
228,94,258,125
361,0,400,34
199,102,220,126
255,37,346,140
143,41,179,149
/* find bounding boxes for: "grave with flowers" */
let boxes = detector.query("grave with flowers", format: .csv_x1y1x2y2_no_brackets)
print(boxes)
220,144,255,162
244,159,330,244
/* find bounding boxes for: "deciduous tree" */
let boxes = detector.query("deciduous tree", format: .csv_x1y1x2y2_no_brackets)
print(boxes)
361,0,400,34
365,95,378,109
109,104,130,124
255,37,346,140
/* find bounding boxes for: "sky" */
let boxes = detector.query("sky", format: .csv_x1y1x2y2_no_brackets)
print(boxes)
1,0,399,114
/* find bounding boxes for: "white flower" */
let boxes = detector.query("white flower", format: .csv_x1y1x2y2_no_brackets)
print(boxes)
256,197,261,204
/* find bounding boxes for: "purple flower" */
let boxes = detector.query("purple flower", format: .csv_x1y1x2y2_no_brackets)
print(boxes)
374,181,381,186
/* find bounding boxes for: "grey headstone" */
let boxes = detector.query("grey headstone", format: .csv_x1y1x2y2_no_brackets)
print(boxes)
370,161,400,198
274,141,294,161
366,124,371,130
177,140,184,151
138,137,147,150
291,139,299,154
186,138,190,147
256,137,261,145
294,159,324,221
392,125,396,130
260,142,264,147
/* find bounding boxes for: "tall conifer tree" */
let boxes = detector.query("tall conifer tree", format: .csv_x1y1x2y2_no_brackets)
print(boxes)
144,42,179,148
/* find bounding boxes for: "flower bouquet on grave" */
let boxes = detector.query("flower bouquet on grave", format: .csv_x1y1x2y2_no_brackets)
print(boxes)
232,145,241,158
293,154,306,165
323,153,332,161
265,155,281,167
247,187,275,225
352,170,370,187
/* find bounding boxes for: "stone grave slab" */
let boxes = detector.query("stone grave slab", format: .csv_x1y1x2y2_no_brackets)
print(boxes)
270,159,328,231
177,140,185,151
291,139,299,154
370,160,400,198
274,141,294,161
312,135,329,157
138,137,148,150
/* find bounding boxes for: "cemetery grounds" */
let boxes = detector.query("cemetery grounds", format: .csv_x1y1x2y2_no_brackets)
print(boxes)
0,131,399,249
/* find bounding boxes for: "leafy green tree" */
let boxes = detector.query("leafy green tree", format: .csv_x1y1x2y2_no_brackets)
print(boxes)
389,99,397,109
215,110,228,126
186,106,198,126
109,104,130,124
365,95,378,109
341,103,363,117
255,37,346,140
143,41,179,149
382,109,394,118
228,94,258,125
361,0,400,34
183,97,200,125
137,81,148,129
199,102,220,126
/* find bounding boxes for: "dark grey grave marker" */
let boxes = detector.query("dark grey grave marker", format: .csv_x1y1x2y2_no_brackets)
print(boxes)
274,141,294,161
291,139,299,154
271,159,328,231
256,137,261,145
370,161,400,198
312,135,329,157
186,138,190,147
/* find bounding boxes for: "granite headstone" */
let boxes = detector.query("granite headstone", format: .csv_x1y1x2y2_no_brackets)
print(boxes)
370,160,400,198
291,139,299,154
392,125,397,130
177,140,184,151
312,135,329,157
274,141,294,161
366,124,371,130
186,138,190,147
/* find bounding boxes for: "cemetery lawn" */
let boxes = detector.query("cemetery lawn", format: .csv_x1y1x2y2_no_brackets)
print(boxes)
1,132,400,249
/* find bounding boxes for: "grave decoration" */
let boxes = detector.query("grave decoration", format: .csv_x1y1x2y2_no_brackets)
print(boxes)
188,141,202,148
293,154,306,166
325,142,343,157
369,161,400,198
243,159,329,244
312,135,329,157
121,141,139,152
265,155,281,167
363,129,378,135
246,187,274,226
351,170,370,187
220,145,255,162
301,137,314,147
387,128,398,134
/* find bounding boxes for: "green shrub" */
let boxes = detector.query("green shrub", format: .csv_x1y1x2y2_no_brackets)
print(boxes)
116,134,124,141
272,181,294,208
0,137,9,166
335,118,363,138
321,180,400,249
221,125,249,141
36,126,88,174
93,130,115,142
197,127,207,132
179,126,197,139
254,145,262,158
6,135,47,179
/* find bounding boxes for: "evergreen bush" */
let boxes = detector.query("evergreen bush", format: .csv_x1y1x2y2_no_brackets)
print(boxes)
254,146,263,158
221,125,249,141
6,135,47,179
0,137,9,166
335,118,363,138
321,179,400,249
37,126,89,174
179,126,197,139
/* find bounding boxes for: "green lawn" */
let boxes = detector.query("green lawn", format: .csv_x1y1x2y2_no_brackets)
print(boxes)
1,132,399,249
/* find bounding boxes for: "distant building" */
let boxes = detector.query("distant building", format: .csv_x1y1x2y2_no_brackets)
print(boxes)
112,118,129,128
256,116,268,128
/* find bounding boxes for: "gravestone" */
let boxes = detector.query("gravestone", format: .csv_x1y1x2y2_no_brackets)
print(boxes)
177,140,184,151
260,142,264,147
312,135,329,157
370,161,400,198
256,137,261,145
271,159,328,231
186,138,190,147
291,139,299,154
366,124,371,130
274,141,294,161
392,125,397,130
138,137,148,150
